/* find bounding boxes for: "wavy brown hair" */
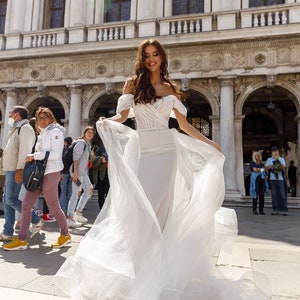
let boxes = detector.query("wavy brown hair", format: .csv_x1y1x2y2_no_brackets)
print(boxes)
133,39,183,104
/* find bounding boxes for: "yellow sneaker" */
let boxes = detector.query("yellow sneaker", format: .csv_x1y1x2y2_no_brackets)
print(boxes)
51,234,71,248
2,237,27,251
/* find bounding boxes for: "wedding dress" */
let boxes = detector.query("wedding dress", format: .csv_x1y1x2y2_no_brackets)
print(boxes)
55,94,270,300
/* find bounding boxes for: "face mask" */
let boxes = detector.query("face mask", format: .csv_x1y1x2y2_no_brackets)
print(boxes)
7,117,15,127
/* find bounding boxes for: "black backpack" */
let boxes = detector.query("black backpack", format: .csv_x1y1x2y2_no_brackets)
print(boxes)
62,140,86,173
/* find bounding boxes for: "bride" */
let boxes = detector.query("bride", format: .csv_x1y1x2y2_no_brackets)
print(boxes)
55,39,270,299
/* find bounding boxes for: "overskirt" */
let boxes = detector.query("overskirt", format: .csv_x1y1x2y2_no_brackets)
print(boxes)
54,120,270,300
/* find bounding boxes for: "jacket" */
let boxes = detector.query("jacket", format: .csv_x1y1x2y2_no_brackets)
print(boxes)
2,120,36,171
71,139,90,176
33,123,64,175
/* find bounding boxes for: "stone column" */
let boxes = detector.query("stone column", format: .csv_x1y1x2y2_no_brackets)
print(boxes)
69,0,86,26
219,77,240,198
10,0,26,32
2,88,18,145
68,85,82,139
209,115,220,145
235,115,246,195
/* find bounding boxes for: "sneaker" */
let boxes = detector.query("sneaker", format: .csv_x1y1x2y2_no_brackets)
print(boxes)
30,219,44,240
259,211,266,215
42,213,56,222
0,232,13,241
283,211,288,216
253,211,258,215
271,211,279,215
74,212,88,224
2,237,27,251
67,219,82,228
51,234,71,248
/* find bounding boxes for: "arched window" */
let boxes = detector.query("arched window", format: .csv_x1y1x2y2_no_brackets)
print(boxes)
0,0,7,34
44,0,65,29
104,0,131,23
173,0,204,16
249,0,285,8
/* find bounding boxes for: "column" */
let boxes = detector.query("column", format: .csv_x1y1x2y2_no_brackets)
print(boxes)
219,77,240,198
69,0,86,26
209,115,220,145
68,85,82,139
10,0,26,32
2,89,18,145
235,115,246,195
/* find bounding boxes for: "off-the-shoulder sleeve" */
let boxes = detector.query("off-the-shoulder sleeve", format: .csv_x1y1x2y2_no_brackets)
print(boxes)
116,94,135,118
170,96,187,118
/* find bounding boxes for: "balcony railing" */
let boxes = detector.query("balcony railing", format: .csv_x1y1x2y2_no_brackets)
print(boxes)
0,4,299,51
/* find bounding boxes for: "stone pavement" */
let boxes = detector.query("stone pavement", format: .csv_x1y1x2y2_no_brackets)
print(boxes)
0,198,299,300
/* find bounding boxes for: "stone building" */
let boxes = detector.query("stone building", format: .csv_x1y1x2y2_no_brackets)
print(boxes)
0,0,300,198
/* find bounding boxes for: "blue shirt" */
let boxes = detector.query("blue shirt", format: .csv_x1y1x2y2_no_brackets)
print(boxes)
265,156,286,180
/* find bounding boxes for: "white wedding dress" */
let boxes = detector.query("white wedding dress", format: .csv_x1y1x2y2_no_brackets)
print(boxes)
55,94,270,300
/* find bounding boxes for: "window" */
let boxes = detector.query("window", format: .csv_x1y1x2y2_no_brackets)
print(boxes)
249,0,285,8
0,0,7,34
173,0,204,16
44,0,65,29
104,0,131,23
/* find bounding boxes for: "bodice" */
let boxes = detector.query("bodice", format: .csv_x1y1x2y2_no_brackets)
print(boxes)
116,94,187,131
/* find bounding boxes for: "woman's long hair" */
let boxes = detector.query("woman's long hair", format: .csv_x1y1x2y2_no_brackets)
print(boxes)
133,39,183,104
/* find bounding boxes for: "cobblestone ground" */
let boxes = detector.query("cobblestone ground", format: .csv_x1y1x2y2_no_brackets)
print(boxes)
0,198,299,299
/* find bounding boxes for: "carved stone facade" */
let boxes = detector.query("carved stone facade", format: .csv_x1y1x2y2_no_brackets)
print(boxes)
1,1,300,197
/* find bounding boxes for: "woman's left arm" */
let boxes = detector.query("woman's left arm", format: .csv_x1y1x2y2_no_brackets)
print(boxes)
173,108,222,152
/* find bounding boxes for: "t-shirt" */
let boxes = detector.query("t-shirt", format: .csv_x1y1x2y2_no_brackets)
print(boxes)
265,156,286,181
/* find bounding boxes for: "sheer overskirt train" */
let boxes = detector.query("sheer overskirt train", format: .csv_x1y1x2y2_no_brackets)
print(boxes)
54,95,270,300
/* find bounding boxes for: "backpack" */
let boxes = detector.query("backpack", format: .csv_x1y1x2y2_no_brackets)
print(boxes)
62,140,86,173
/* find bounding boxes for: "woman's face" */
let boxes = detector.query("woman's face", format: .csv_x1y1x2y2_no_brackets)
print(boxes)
84,129,95,142
37,113,51,129
143,45,162,73
255,154,260,162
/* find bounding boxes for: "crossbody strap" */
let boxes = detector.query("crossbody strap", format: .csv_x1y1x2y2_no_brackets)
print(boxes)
43,151,50,169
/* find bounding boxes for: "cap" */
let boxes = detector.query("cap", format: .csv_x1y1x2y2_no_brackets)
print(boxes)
271,146,279,152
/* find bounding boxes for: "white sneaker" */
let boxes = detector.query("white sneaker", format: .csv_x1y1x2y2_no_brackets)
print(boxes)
30,219,44,240
67,219,82,228
74,212,88,224
0,232,13,241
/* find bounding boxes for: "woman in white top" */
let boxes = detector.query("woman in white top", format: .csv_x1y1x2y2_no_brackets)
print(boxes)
55,40,270,299
4,107,70,250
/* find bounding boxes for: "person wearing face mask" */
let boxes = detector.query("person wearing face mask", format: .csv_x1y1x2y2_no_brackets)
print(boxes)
0,106,43,242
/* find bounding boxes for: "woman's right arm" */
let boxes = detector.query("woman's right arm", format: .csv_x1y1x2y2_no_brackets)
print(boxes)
102,80,134,124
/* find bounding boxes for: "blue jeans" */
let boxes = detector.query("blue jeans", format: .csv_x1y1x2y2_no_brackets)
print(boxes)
59,173,72,214
3,171,40,236
269,180,288,212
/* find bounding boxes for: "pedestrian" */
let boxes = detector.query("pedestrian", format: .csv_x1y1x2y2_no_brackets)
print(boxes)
265,146,288,216
0,106,42,242
59,136,73,214
66,127,94,228
249,151,267,215
92,145,109,210
3,107,71,250
288,160,297,197
55,39,268,299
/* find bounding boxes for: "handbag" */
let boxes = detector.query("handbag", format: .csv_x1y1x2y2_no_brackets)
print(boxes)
23,151,50,192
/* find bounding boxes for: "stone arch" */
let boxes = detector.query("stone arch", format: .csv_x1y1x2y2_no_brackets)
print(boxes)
189,83,219,116
22,91,69,118
235,78,300,116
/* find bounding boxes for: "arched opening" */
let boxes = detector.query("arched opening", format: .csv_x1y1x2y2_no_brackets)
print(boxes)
27,96,65,124
183,89,212,138
242,86,297,195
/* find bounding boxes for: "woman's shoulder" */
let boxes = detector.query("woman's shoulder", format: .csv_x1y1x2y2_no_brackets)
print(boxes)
123,78,135,95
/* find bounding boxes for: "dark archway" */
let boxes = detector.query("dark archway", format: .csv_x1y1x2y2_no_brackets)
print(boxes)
27,96,65,125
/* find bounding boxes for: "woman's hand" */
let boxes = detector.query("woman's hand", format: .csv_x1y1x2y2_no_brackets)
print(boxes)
25,154,34,162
